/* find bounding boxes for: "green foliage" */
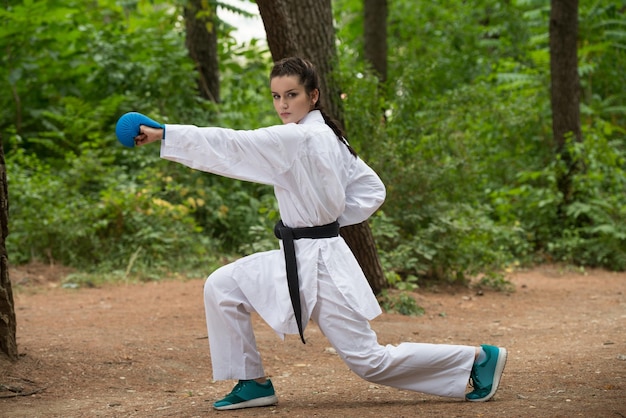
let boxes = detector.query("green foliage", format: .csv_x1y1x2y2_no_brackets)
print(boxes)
1,0,201,159
477,271,515,292
377,289,425,316
7,148,216,272
487,124,626,270
2,0,626,289
578,1,626,125
3,0,278,276
336,0,626,286
385,270,419,292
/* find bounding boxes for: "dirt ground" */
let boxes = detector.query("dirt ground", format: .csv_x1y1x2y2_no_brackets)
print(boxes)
1,263,625,418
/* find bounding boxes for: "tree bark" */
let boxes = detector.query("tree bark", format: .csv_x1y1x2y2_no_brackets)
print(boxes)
339,221,386,293
0,133,17,361
364,0,388,82
550,0,581,149
184,0,220,102
257,0,342,122
284,0,341,122
256,0,299,59
256,0,387,294
549,0,582,206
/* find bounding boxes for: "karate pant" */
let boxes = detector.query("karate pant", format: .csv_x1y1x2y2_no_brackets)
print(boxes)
204,261,475,399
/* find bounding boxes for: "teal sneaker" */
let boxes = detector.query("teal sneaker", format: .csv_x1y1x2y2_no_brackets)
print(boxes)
213,379,278,410
466,345,507,402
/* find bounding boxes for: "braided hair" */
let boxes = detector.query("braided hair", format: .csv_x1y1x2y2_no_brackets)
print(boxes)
270,57,357,157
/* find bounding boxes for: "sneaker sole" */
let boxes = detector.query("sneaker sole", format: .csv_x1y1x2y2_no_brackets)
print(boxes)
213,394,278,410
466,347,507,402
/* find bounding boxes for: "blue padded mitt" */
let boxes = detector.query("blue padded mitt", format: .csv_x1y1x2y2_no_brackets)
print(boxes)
115,112,164,148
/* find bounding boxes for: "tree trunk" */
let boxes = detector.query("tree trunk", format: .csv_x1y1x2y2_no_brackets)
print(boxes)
0,133,17,361
550,0,581,149
184,0,220,102
364,0,387,82
339,222,386,293
549,0,581,206
257,0,342,122
256,0,387,294
256,0,299,59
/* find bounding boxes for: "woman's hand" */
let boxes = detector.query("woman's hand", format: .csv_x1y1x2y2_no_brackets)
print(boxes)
134,125,163,146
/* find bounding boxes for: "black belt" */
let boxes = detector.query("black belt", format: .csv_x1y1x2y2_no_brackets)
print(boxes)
274,220,340,344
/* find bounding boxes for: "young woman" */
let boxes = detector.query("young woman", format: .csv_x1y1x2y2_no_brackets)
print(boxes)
129,57,507,411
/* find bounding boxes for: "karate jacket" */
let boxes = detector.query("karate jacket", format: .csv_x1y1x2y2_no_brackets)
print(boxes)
160,110,386,336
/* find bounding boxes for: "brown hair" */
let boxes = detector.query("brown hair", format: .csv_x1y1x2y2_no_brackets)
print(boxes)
270,57,357,157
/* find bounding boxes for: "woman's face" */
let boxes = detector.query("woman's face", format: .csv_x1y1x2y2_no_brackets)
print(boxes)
270,75,318,124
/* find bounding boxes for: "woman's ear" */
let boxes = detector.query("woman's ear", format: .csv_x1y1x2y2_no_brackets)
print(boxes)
311,88,320,106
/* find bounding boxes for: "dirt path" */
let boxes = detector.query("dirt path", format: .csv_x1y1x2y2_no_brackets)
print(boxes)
1,265,625,417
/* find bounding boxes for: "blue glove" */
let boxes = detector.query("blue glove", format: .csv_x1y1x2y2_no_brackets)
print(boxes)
115,112,164,148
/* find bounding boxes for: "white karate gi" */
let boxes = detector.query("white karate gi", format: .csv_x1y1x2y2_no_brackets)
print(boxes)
161,110,475,398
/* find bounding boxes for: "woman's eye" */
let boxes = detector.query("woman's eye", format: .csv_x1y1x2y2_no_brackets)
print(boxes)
272,94,280,99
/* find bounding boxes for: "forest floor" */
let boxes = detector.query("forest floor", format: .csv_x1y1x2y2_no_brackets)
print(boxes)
1,262,625,418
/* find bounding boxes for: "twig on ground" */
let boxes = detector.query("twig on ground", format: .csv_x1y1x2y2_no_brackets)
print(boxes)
0,384,46,398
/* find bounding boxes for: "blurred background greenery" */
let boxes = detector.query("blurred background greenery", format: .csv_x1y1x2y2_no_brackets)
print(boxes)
2,0,625,289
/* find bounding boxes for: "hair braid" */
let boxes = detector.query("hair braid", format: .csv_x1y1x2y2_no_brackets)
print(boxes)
317,106,357,157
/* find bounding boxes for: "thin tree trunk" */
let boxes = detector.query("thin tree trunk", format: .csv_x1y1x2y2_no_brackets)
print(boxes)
364,0,388,82
184,0,220,102
549,0,582,206
550,0,581,149
0,133,17,361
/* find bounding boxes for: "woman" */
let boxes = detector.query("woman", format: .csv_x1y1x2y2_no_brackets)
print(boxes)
129,57,507,411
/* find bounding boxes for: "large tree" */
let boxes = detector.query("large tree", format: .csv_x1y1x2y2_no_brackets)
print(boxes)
0,133,17,361
257,0,341,120
256,0,386,294
549,0,582,207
